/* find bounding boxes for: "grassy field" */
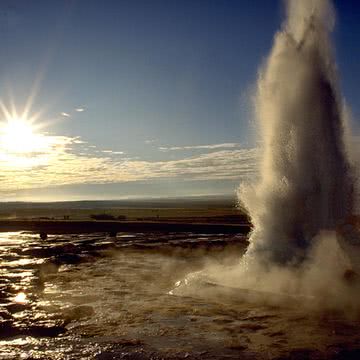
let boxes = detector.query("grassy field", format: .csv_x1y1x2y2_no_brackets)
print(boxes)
0,197,249,224
0,207,246,223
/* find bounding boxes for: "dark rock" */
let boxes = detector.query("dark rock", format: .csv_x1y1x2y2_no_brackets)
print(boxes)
0,310,13,320
0,320,18,337
23,324,66,337
5,303,30,313
54,253,83,265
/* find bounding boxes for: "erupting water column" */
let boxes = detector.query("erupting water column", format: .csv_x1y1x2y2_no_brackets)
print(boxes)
239,0,354,266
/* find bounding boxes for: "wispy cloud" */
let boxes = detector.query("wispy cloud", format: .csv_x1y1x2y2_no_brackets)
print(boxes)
61,107,85,118
0,141,259,193
6,135,360,196
158,143,243,151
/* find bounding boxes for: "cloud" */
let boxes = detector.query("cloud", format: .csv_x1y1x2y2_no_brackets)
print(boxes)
61,108,85,118
99,150,124,155
152,149,259,180
0,132,74,168
73,138,86,144
158,143,243,151
0,140,259,193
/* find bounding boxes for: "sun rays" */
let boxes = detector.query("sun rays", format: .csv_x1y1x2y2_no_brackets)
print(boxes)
0,101,59,168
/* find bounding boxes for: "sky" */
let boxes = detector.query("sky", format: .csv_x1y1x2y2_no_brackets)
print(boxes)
0,0,358,201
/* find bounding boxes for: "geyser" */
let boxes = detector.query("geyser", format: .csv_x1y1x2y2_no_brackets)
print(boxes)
171,0,359,310
240,0,354,266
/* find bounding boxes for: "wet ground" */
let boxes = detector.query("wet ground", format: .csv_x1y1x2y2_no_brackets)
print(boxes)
1,232,360,359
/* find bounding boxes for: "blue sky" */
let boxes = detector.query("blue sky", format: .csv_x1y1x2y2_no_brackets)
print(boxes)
0,0,358,201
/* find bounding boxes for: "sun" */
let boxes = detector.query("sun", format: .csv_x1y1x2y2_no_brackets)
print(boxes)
0,116,49,155
0,117,39,154
0,102,55,168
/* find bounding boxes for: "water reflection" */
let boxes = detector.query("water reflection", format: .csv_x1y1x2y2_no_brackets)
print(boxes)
2,231,360,359
0,231,248,359
13,292,27,304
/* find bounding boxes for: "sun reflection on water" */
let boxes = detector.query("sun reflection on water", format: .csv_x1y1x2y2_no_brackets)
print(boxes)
14,292,27,304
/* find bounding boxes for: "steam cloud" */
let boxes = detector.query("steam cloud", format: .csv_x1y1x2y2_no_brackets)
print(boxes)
239,0,354,266
172,0,360,313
